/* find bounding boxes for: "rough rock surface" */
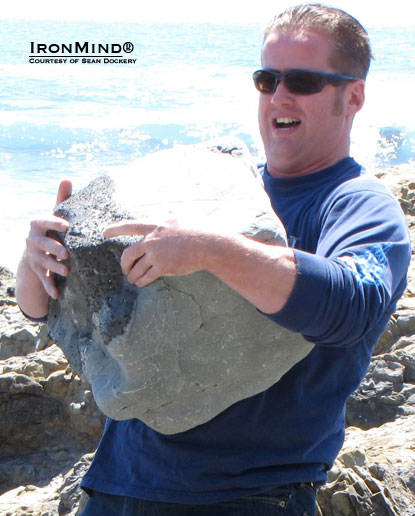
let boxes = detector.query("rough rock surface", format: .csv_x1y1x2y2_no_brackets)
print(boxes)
48,141,313,434
318,416,415,516
0,346,103,515
0,265,103,515
1,162,414,515
0,267,46,360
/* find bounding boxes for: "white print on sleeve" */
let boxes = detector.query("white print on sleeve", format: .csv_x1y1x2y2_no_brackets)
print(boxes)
337,243,391,286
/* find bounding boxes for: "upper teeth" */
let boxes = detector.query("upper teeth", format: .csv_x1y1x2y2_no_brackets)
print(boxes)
277,118,300,124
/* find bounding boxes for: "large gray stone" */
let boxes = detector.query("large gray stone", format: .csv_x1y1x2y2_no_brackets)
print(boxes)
48,140,314,434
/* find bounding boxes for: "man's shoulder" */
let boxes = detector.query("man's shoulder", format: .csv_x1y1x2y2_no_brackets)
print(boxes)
319,166,407,226
330,167,397,201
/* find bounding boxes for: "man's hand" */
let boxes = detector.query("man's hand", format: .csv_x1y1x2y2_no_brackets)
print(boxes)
16,180,72,317
104,218,297,314
103,220,207,287
25,217,70,299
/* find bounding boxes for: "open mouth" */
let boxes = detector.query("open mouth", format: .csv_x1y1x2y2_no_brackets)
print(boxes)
275,117,301,129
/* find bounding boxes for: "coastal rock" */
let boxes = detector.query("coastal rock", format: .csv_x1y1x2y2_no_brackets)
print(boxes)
0,266,49,359
48,140,314,434
0,271,104,515
346,328,415,429
0,343,104,505
317,415,415,516
0,452,94,516
375,164,415,296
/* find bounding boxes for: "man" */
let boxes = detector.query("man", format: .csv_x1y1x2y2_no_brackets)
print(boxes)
16,4,411,515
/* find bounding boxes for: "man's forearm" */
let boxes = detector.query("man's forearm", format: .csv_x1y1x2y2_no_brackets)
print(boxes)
16,253,50,319
104,221,298,314
203,234,297,314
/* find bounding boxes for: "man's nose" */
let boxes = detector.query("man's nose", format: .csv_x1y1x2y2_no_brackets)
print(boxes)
270,80,293,105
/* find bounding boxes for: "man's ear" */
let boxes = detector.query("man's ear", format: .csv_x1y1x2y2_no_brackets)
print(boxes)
347,79,365,115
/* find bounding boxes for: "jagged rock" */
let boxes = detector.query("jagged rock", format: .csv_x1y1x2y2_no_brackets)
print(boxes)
0,267,49,359
0,452,94,516
0,269,103,516
58,453,95,516
347,301,415,429
0,345,104,498
376,165,415,297
47,140,314,434
346,343,415,429
317,415,415,516
346,310,415,430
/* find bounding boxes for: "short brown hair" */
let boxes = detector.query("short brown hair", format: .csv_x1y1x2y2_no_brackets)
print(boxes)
263,3,373,79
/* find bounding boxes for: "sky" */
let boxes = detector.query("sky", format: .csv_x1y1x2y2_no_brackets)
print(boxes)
1,0,415,27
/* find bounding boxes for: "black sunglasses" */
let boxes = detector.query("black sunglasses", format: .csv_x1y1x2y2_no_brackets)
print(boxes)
253,68,360,95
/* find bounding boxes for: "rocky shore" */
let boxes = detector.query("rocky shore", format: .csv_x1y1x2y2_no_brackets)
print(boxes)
1,163,414,515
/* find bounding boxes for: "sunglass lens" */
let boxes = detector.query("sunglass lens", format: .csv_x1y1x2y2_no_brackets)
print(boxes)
253,71,277,93
253,70,332,95
285,71,326,94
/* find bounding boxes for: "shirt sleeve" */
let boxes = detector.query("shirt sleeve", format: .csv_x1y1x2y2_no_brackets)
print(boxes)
266,184,411,347
19,307,48,324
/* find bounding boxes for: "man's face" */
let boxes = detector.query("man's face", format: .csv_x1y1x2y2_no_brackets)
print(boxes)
258,30,364,178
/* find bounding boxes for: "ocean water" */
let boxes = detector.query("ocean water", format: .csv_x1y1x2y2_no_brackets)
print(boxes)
0,19,414,272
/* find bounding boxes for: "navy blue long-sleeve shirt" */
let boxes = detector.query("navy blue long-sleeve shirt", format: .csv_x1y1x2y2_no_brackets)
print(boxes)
81,157,411,503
